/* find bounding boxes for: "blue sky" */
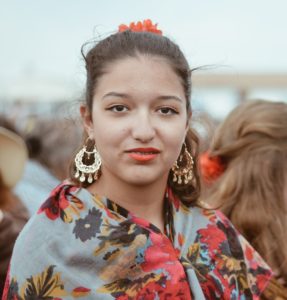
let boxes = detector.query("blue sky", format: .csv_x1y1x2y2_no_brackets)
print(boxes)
1,0,287,103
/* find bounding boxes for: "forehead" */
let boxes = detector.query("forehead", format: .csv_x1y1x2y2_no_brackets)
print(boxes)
95,55,185,97
105,55,175,76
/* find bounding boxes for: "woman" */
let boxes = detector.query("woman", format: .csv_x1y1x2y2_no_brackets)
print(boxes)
3,20,272,299
200,100,287,299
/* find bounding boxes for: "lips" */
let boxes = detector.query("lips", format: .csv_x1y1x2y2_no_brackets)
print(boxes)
126,148,160,162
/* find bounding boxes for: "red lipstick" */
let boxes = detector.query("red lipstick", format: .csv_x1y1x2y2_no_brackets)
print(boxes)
126,148,160,162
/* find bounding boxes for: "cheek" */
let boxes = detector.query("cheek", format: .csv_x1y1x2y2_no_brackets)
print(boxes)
162,123,186,157
92,122,128,150
164,118,187,138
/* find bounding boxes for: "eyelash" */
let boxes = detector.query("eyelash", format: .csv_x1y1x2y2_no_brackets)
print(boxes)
107,105,128,112
157,107,179,115
106,105,179,115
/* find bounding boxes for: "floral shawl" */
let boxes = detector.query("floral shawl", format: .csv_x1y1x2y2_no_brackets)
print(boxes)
3,183,272,300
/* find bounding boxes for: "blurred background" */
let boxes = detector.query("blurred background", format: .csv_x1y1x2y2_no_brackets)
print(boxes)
1,0,287,125
2,1,286,287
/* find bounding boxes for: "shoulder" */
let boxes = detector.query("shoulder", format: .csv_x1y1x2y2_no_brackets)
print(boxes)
192,206,241,236
191,207,273,297
36,181,95,222
8,182,103,286
189,207,242,250
11,182,96,260
192,207,265,261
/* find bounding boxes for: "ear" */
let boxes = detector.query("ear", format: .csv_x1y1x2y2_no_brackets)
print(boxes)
80,105,94,138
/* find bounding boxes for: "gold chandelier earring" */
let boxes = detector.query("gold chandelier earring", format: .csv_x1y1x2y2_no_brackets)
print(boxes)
172,142,194,184
74,138,102,184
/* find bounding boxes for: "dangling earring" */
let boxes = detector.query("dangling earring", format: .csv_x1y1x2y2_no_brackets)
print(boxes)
172,143,194,184
74,139,101,184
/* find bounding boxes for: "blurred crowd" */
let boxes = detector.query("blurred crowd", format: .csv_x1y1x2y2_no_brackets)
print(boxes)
0,113,83,293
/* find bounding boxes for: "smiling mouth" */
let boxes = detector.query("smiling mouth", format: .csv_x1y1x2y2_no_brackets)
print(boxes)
126,148,160,154
126,148,160,162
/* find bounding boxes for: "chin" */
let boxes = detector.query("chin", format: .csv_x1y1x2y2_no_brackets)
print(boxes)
123,172,167,187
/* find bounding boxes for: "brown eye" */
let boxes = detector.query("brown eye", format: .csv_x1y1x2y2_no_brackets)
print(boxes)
108,105,128,112
158,107,178,115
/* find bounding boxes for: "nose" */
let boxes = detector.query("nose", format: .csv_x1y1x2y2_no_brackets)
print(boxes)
132,110,156,142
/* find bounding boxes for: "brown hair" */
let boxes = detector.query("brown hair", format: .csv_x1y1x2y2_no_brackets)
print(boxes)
26,118,82,180
70,29,201,206
205,99,287,285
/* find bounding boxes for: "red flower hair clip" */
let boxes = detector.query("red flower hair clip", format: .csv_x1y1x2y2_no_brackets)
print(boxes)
118,19,162,35
199,151,225,184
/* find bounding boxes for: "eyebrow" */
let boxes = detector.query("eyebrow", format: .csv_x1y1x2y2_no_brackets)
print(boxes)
102,92,183,102
157,95,183,102
102,92,129,100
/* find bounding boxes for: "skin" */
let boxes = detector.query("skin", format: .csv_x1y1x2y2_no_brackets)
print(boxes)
81,55,189,231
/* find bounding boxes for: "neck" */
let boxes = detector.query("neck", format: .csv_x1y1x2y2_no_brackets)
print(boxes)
88,173,168,231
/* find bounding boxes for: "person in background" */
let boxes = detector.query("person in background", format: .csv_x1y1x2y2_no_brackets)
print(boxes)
0,126,29,295
200,99,287,299
14,118,82,216
3,21,272,299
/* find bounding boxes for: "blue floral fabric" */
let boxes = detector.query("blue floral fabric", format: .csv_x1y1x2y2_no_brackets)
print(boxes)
3,183,272,299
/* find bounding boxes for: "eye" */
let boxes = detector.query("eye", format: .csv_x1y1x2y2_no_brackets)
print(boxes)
107,105,129,113
158,107,178,115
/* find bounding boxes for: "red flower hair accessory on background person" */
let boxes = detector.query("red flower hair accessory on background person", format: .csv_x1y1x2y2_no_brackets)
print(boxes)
118,19,162,35
199,151,225,184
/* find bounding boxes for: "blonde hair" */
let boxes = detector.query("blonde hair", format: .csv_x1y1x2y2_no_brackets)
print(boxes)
205,100,287,285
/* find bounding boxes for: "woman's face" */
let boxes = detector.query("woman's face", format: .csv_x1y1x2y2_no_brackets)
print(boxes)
82,55,189,186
